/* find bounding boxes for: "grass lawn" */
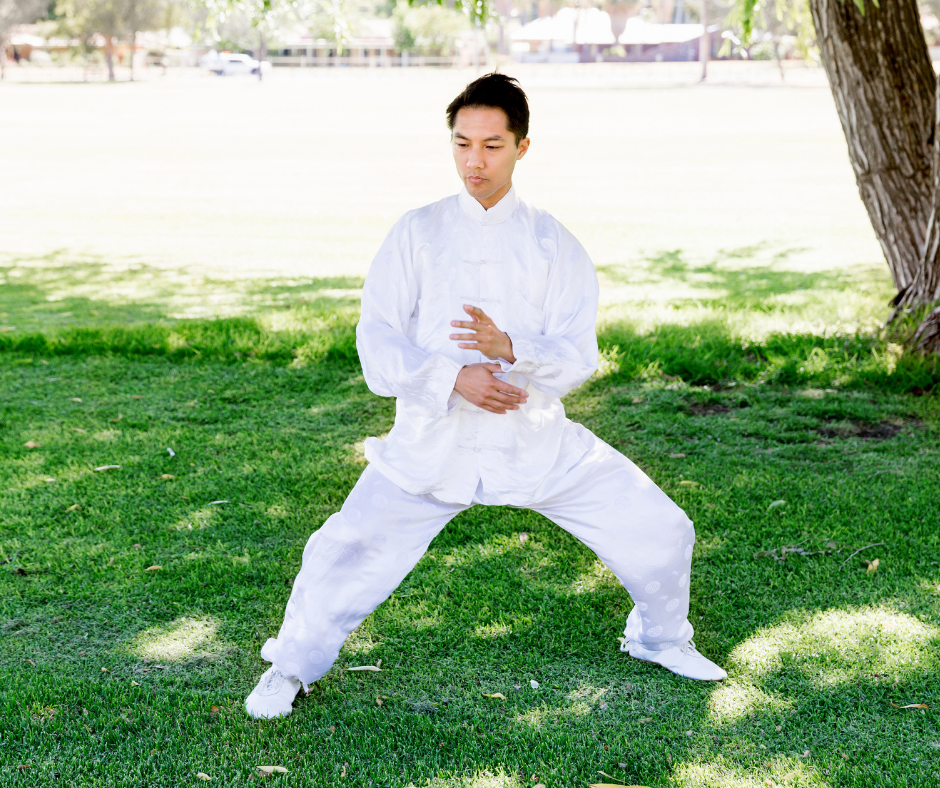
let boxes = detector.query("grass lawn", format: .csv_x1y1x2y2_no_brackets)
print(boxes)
2,250,940,788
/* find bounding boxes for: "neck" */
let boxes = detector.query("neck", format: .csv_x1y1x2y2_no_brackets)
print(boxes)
475,180,512,210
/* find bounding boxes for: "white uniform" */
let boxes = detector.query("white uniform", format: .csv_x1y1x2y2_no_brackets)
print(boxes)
260,187,695,684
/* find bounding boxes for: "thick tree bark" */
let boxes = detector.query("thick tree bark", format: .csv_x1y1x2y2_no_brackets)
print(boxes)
810,0,940,351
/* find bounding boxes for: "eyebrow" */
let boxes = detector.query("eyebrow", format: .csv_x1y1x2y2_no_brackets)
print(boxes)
454,132,506,142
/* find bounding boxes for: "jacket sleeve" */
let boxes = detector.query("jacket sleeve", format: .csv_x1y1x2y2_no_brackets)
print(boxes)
356,214,464,415
496,227,599,399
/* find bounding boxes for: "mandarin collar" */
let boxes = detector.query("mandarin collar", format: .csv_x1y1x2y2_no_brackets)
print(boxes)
458,184,518,226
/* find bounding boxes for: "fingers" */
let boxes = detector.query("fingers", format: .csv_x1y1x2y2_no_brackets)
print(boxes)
450,320,481,331
449,332,478,341
463,304,488,322
483,363,503,373
497,382,527,398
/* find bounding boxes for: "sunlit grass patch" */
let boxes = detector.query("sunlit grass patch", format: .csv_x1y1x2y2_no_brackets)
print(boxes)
729,607,940,684
673,758,828,788
708,682,796,724
130,615,222,663
428,769,525,788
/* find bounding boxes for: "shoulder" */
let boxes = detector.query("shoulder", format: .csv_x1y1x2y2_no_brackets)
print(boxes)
516,197,591,264
396,194,460,235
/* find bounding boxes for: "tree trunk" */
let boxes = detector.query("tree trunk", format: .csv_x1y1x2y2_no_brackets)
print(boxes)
105,36,115,81
257,30,265,82
699,0,708,81
0,33,7,80
810,0,940,309
129,31,136,82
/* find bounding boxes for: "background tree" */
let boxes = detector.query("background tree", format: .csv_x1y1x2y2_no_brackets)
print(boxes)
392,0,468,56
57,0,165,79
0,0,49,79
738,0,940,352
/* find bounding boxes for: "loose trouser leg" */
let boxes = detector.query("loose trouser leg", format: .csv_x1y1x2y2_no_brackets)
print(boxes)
260,465,467,684
530,424,695,651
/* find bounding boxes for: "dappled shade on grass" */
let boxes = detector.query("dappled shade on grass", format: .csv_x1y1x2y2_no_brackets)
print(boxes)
1,253,939,786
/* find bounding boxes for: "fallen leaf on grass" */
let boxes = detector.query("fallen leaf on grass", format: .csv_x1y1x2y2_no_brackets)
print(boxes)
768,500,787,510
70,398,82,403
866,558,880,574
679,480,699,487
891,701,930,709
595,772,649,787
25,658,36,666
94,465,121,472
669,453,686,459
208,500,230,506
66,504,80,512
256,766,288,775
631,396,645,404
197,773,211,781
482,692,506,700
347,665,381,672
145,565,162,571
210,705,220,713
23,441,40,448
519,532,529,545
598,702,608,710
73,428,87,433
160,474,175,480
130,681,140,686
638,717,652,723
131,395,142,399
110,415,123,423
167,447,176,457
530,679,540,689
17,765,30,771
340,763,348,779
101,667,109,673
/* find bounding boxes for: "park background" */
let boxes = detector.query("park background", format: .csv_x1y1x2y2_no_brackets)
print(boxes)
2,0,940,786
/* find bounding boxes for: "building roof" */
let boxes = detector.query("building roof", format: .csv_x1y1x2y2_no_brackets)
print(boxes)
618,18,704,45
511,7,616,46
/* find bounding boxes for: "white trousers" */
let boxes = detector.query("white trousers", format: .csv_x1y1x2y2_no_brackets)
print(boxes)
261,424,695,684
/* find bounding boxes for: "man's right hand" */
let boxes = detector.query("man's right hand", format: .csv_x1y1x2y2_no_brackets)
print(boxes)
454,363,528,414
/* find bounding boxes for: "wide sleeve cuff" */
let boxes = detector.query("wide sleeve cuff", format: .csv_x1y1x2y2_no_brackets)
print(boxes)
424,354,464,415
497,337,541,375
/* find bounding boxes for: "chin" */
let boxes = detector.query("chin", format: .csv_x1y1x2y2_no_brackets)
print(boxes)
466,180,495,197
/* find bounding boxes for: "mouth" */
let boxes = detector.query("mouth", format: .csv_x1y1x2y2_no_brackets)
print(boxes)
467,175,485,185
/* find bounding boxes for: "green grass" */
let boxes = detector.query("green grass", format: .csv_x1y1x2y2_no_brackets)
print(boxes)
2,254,940,788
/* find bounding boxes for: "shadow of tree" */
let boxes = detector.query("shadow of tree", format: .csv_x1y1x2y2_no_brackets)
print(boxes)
2,253,939,786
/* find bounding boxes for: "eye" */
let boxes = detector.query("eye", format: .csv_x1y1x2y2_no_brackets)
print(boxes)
487,146,502,150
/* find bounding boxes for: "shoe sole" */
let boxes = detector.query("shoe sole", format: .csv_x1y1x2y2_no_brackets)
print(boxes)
628,653,725,681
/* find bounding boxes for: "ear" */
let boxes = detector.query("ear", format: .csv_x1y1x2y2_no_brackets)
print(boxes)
516,138,530,160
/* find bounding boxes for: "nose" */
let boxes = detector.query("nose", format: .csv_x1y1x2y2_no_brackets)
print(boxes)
466,146,484,171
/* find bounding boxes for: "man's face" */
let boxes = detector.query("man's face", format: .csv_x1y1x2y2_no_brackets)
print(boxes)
452,106,530,208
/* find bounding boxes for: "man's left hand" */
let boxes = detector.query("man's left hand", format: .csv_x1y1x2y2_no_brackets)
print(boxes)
449,305,516,363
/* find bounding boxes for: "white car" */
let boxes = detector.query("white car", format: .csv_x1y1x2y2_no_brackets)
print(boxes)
201,50,272,76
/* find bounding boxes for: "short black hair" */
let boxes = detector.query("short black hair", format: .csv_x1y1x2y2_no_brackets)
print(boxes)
446,73,529,145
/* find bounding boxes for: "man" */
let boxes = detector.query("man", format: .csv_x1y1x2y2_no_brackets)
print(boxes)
246,73,726,720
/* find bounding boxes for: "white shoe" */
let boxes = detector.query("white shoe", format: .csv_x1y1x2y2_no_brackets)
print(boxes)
245,666,303,719
622,639,727,681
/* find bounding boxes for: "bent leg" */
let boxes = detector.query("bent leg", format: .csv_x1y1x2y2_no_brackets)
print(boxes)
531,424,695,651
261,465,467,683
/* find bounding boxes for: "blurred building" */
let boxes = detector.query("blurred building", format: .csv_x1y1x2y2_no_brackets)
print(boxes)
511,11,717,63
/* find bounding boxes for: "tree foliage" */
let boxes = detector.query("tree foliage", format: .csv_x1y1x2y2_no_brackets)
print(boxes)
0,0,51,77
392,0,468,55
